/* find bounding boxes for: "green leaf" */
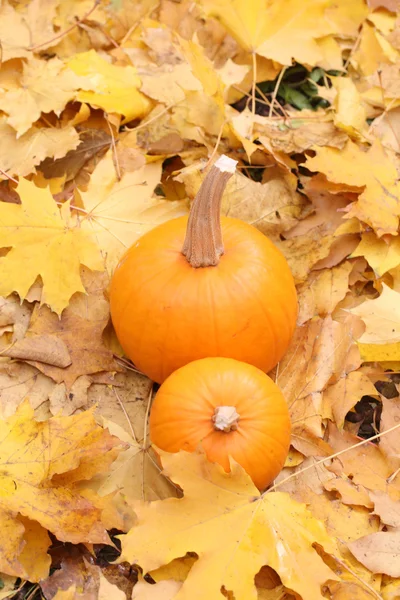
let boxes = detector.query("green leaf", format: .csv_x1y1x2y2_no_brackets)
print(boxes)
278,84,313,110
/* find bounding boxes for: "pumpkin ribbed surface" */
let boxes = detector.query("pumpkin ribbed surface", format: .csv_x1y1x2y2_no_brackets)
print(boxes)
110,215,297,384
149,357,291,490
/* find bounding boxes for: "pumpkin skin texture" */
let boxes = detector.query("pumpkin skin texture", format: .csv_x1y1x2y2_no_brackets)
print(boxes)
110,215,298,384
149,357,291,491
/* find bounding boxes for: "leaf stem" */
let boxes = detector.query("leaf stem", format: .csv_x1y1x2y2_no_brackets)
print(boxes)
28,0,101,51
266,421,400,495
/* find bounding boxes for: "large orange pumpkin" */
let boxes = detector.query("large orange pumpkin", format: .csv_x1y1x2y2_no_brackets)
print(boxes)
110,155,298,384
149,357,291,490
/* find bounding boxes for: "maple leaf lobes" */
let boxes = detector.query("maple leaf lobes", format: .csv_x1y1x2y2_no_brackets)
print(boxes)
0,179,104,314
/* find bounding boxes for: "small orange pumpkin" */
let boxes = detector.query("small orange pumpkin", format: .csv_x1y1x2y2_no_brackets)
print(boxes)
110,155,298,384
149,357,291,490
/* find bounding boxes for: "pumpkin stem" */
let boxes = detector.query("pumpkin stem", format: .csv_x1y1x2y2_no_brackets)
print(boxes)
182,155,237,268
213,406,240,433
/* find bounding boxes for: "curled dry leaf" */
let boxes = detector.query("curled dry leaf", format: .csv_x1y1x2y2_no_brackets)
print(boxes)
255,111,348,154
2,269,119,389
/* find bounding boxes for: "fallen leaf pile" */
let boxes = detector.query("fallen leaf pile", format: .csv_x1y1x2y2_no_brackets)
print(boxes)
1,0,400,598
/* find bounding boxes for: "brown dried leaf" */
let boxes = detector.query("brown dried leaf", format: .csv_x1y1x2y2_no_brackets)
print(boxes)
323,371,378,428
6,269,119,389
324,479,373,508
177,159,308,241
348,532,400,577
39,129,111,182
327,424,400,497
0,362,54,418
380,397,400,468
370,491,400,527
5,334,71,368
86,371,179,503
255,112,348,154
297,262,353,325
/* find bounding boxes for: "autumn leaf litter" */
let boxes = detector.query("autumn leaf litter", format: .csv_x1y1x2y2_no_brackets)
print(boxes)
0,0,400,599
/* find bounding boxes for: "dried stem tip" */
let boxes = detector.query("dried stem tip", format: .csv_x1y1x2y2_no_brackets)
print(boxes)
213,406,240,432
182,155,237,268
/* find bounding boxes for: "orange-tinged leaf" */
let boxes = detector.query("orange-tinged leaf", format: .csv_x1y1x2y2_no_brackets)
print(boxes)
119,450,338,600
327,424,400,496
18,517,51,582
328,581,380,600
0,178,104,314
0,400,123,566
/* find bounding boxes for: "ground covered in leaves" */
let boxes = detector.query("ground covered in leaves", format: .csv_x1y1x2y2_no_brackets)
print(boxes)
0,0,400,599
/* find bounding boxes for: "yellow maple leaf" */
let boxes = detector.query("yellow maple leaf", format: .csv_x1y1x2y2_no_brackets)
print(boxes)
332,77,367,138
351,232,400,276
0,119,80,179
306,140,400,235
119,450,338,600
0,400,123,580
79,152,188,272
0,178,104,314
0,2,31,62
0,57,93,136
67,50,152,122
297,262,353,325
198,0,364,66
352,21,399,76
